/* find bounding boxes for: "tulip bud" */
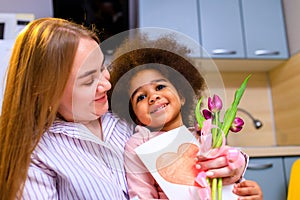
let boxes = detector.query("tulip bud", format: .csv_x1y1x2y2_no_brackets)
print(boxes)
208,95,223,112
202,109,212,119
195,121,201,135
230,117,244,132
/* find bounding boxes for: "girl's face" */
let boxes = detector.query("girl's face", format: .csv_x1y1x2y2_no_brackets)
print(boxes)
129,69,184,131
58,38,111,123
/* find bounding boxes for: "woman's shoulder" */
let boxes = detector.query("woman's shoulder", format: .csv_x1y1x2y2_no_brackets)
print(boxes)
104,111,134,130
47,119,86,137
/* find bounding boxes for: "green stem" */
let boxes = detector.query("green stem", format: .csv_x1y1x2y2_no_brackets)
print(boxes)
217,178,222,200
211,178,217,200
207,177,210,187
212,111,220,148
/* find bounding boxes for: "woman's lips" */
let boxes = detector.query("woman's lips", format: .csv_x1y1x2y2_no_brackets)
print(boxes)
95,94,107,103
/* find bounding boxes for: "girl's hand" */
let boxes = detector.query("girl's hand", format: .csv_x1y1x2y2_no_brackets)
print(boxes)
233,180,263,200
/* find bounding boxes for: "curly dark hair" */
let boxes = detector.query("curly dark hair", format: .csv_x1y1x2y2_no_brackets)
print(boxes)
108,33,206,127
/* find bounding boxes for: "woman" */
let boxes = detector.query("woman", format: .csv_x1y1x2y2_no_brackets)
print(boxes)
0,17,132,200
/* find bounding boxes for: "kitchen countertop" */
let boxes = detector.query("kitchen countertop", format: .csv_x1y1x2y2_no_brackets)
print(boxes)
240,146,300,157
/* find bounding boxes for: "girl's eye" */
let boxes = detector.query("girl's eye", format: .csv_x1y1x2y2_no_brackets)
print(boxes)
136,94,146,102
156,84,166,91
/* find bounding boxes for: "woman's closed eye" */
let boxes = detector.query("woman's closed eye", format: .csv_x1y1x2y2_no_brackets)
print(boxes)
83,78,96,86
83,74,101,86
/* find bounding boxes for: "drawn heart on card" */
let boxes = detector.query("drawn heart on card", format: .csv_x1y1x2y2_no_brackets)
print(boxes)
156,143,201,186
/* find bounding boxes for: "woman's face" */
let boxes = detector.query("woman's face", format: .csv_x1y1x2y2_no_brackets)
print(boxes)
58,38,111,123
129,69,183,131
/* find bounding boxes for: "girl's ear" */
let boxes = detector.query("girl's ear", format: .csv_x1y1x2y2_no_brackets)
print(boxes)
179,93,186,106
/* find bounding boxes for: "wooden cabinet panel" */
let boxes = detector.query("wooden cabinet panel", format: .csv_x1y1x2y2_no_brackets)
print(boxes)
221,72,275,147
269,53,300,145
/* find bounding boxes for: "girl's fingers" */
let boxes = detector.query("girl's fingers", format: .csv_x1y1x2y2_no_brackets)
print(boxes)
237,195,263,200
233,181,263,200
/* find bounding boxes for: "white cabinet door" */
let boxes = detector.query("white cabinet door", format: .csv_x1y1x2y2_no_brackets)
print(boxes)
199,0,245,58
241,0,289,59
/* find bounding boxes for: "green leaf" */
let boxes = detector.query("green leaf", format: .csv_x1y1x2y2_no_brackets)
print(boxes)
215,74,251,147
195,97,206,129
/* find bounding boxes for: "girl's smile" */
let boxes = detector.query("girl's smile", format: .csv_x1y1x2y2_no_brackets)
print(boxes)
150,103,169,114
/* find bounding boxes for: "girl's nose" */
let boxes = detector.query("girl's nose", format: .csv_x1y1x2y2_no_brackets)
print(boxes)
149,94,160,104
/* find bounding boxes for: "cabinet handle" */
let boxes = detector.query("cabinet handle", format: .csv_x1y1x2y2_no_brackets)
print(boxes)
247,163,273,170
212,49,237,55
254,50,280,56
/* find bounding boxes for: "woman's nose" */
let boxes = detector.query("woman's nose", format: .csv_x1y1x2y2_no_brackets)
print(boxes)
97,69,111,91
149,94,160,104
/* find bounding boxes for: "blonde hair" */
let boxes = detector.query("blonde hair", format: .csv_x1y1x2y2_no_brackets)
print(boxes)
0,18,99,199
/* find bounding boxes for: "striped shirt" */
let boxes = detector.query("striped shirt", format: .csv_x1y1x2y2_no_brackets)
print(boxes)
21,112,134,200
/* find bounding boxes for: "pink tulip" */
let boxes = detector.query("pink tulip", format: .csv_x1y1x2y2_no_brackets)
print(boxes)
230,117,244,132
208,95,223,112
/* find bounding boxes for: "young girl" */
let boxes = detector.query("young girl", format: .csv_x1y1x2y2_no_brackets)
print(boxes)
109,33,262,199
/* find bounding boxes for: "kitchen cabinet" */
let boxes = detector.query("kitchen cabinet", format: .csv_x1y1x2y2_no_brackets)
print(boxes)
137,0,201,57
245,157,286,200
283,156,300,188
135,0,289,60
283,0,300,56
199,0,245,58
244,156,300,200
242,0,289,59
199,0,289,59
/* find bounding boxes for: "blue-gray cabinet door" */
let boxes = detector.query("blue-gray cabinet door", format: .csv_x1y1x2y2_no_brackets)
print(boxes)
137,0,201,57
283,156,300,191
199,0,245,58
241,0,289,59
245,157,286,200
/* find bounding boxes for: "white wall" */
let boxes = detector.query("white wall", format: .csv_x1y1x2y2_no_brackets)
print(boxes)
0,0,53,112
0,0,53,19
0,40,14,112
283,0,300,55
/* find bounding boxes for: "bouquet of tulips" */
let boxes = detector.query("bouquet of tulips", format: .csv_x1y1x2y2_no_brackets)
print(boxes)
194,75,251,200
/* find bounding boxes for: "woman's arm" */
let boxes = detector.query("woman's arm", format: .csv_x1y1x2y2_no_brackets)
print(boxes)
22,161,58,199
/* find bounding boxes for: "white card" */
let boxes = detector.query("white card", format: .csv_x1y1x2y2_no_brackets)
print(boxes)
135,125,237,200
